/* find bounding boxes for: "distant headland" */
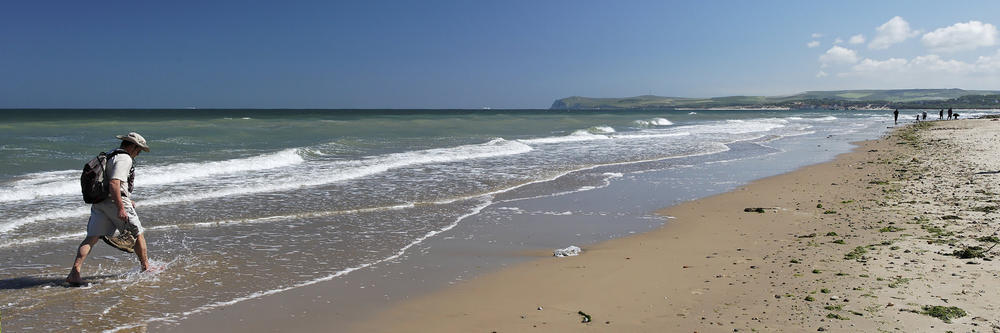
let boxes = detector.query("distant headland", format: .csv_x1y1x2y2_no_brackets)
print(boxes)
550,89,1000,110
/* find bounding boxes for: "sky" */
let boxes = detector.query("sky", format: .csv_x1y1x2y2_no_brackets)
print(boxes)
2,0,1000,109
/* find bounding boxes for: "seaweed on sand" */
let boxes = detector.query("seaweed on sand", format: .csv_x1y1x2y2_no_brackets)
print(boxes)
921,305,966,323
844,246,867,261
950,246,986,259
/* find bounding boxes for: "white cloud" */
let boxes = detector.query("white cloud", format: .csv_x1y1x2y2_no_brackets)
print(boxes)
841,52,999,77
817,31,1000,87
833,38,844,44
974,49,1000,71
851,57,909,73
921,20,998,53
812,33,823,38
807,40,820,48
818,46,860,67
910,54,975,73
869,16,919,50
831,59,1000,86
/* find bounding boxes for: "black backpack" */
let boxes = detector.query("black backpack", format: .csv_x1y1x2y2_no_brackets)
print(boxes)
81,150,126,204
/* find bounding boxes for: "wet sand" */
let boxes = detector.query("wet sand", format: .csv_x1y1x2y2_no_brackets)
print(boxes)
346,119,1000,332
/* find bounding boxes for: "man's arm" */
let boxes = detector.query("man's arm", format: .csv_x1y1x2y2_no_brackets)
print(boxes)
110,179,128,221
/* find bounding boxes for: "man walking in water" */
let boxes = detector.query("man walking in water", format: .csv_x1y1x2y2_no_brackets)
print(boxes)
948,108,953,120
893,109,899,124
939,109,944,120
66,132,152,285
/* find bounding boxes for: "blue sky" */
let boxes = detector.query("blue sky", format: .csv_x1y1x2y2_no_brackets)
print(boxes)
2,1,999,108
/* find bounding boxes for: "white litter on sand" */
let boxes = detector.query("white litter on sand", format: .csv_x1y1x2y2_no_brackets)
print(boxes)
553,245,582,257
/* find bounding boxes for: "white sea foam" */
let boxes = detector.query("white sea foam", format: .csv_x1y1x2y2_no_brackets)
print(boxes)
519,130,611,144
138,138,530,206
791,116,838,122
0,230,87,248
499,142,731,203
3,169,77,185
0,207,90,234
704,146,784,165
141,149,303,185
634,118,674,126
0,203,422,248
364,138,530,169
653,118,673,125
590,126,615,133
613,131,690,140
178,203,417,229
520,123,687,145
675,118,788,135
0,149,305,203
2,139,532,233
0,145,28,151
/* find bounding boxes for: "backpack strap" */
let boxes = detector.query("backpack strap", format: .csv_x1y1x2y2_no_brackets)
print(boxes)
105,149,135,194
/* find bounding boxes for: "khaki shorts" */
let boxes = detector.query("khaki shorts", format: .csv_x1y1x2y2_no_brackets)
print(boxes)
87,196,144,236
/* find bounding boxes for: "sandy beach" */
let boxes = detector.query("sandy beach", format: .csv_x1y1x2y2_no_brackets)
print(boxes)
344,118,1000,332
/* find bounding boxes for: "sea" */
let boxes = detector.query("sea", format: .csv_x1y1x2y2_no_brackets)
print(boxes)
1,108,990,331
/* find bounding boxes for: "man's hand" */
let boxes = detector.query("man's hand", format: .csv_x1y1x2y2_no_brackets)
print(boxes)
118,207,129,222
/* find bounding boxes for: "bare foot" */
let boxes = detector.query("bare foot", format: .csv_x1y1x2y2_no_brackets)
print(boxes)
143,264,164,273
66,269,83,286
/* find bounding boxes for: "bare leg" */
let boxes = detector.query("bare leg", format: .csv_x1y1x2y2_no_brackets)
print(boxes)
134,234,149,271
67,236,102,285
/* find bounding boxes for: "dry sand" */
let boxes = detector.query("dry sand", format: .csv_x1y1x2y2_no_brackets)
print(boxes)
347,119,1000,332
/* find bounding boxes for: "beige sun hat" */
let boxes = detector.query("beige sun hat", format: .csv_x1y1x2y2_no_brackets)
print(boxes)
116,132,150,152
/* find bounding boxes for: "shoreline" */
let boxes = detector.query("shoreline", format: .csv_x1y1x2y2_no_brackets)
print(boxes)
343,119,1000,332
150,118,889,332
153,120,890,332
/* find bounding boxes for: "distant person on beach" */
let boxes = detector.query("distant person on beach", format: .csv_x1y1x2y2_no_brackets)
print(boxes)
922,111,927,120
894,109,899,124
915,114,920,122
948,108,953,120
939,109,944,120
66,132,152,286
954,113,960,120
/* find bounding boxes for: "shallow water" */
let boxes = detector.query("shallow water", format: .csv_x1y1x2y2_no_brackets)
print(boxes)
1,108,969,331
